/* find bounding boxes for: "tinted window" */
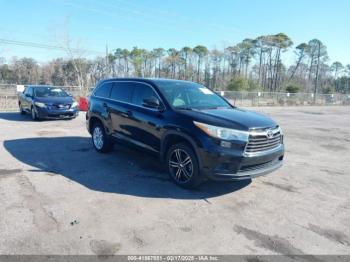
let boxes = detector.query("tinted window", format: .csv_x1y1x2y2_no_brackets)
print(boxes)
23,87,30,95
132,83,158,106
94,82,112,98
25,87,33,96
110,82,134,103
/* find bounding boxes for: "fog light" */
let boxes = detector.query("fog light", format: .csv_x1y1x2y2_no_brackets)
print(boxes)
220,141,231,148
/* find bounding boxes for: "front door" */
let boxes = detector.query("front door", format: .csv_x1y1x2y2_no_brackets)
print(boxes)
128,82,164,153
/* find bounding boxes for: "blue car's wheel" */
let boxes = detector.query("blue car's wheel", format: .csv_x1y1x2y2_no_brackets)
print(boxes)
31,107,38,121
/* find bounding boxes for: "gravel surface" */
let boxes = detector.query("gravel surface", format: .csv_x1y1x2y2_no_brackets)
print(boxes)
0,106,349,255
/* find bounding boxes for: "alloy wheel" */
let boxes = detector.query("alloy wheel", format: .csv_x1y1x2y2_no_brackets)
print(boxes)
169,148,193,183
93,126,104,150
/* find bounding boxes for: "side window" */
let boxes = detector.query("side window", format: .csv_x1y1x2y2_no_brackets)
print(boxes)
110,82,134,103
132,83,158,107
25,87,33,97
94,82,112,98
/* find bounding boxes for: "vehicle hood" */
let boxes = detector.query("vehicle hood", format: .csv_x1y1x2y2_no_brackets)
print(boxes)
179,108,277,130
34,96,74,104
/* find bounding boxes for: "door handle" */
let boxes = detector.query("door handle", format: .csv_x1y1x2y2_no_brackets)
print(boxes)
102,102,108,108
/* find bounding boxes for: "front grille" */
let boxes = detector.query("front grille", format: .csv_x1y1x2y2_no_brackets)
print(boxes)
239,159,278,172
245,127,282,154
49,104,71,110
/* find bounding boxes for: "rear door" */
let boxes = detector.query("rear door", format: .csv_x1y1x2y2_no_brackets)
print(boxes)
92,81,113,131
108,81,135,139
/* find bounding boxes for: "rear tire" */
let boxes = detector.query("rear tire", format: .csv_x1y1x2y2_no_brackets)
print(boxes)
91,122,113,153
166,143,202,189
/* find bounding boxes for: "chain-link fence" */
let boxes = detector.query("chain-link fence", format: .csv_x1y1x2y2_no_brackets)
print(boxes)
220,91,350,107
1,85,350,111
0,95,18,111
0,84,18,95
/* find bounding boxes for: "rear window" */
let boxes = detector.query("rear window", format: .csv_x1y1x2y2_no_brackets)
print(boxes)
94,82,112,98
110,82,134,103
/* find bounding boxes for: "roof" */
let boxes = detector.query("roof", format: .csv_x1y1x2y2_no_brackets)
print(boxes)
100,77,195,85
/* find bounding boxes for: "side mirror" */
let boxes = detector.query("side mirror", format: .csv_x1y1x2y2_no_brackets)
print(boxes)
25,93,32,98
143,97,163,110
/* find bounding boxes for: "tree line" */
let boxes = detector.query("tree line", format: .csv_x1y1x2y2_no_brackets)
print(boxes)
1,33,350,94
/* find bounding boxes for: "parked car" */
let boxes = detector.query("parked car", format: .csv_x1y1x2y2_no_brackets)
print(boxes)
86,78,284,188
19,85,79,120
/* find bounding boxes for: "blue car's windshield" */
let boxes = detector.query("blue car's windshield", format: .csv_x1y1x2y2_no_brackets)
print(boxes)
34,86,69,98
155,81,231,110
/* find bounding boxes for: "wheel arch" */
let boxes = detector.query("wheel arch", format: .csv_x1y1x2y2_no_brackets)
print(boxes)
88,115,104,134
160,130,203,167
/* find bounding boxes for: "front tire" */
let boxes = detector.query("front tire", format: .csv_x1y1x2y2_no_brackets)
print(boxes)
166,143,202,189
31,106,39,121
92,122,113,153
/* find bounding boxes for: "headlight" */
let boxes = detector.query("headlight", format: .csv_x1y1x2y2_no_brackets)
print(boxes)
34,102,46,108
279,127,284,144
194,121,249,141
71,101,79,108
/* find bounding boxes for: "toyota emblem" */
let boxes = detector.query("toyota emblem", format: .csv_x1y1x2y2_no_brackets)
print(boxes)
266,129,274,139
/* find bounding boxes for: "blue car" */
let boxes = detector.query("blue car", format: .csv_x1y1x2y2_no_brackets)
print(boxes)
18,85,79,120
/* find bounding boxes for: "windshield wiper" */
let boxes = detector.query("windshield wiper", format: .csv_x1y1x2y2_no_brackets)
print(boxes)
175,107,193,110
202,106,229,110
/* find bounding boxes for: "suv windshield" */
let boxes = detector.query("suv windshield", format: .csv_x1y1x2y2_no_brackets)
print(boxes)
155,81,231,110
34,86,69,98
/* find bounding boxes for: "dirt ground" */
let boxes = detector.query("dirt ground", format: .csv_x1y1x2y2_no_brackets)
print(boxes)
0,106,349,255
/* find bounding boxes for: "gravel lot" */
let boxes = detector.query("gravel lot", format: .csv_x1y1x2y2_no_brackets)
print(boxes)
0,106,349,255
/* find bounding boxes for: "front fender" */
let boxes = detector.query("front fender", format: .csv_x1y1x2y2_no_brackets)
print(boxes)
160,129,204,167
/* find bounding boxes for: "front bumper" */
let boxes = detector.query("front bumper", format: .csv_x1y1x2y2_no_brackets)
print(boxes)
198,138,284,181
212,156,283,181
35,106,79,119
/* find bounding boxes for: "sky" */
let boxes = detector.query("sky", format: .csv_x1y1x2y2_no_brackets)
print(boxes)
0,0,349,66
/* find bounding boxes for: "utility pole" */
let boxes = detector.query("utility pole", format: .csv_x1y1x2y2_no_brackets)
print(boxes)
314,41,321,104
105,44,109,77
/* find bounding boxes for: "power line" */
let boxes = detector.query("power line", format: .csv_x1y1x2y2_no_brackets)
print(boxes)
0,38,104,55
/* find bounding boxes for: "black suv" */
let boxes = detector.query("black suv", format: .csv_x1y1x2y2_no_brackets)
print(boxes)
86,78,284,188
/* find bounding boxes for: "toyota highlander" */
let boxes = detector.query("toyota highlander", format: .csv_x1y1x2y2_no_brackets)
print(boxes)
86,78,284,188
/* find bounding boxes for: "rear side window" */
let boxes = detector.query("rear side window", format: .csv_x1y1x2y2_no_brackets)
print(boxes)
94,82,112,98
110,82,134,103
24,87,33,96
132,83,158,106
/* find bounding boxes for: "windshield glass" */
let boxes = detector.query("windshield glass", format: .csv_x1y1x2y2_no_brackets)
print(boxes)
155,81,231,110
34,86,69,98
